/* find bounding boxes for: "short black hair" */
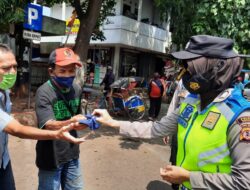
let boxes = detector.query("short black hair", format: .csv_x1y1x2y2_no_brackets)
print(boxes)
49,62,56,70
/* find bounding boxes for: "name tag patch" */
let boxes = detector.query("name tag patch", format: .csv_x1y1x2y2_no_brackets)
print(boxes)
178,104,194,128
202,111,220,130
180,104,194,121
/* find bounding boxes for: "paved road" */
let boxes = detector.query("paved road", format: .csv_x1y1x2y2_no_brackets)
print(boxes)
9,100,174,190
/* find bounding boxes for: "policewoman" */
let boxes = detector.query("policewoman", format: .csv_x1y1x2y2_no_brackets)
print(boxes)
93,35,250,190
161,35,250,190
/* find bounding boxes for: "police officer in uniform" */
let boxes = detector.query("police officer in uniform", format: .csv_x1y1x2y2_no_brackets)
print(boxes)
94,35,250,190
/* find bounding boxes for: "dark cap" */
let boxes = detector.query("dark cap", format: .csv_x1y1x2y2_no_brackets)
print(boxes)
171,35,239,60
49,47,82,67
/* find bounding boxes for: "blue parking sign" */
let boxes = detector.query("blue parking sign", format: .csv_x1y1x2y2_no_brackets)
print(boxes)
23,3,43,31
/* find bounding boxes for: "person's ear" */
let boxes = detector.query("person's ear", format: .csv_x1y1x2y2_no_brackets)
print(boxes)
48,68,54,76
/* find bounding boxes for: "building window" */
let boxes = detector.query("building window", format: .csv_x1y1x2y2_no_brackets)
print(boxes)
123,4,137,20
87,48,111,67
120,49,139,77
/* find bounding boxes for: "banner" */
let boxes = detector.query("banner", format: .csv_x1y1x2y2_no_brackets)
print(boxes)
66,18,80,35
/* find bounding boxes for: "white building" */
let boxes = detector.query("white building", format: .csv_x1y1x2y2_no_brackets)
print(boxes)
40,0,171,80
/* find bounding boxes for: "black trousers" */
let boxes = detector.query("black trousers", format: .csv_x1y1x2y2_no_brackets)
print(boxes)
0,161,16,190
170,134,179,190
148,97,162,118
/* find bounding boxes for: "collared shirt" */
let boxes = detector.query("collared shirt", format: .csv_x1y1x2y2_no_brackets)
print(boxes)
0,90,12,169
167,80,188,116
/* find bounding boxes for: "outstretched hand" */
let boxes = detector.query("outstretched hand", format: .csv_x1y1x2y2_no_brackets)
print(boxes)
160,165,190,184
56,123,86,144
92,109,120,128
71,114,88,130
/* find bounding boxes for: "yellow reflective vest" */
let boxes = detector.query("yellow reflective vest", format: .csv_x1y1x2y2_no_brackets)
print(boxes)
177,89,250,189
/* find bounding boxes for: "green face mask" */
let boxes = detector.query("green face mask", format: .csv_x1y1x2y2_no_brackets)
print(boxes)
0,73,17,90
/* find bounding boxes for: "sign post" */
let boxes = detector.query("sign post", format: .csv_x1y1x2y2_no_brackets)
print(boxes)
23,3,43,109
28,40,33,109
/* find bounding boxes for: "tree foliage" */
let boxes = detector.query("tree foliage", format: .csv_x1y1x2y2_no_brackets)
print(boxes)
194,0,250,54
155,0,250,55
0,0,27,33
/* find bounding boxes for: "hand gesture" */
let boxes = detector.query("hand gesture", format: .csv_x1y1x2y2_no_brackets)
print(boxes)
71,114,88,130
92,109,119,128
160,165,190,184
55,122,86,144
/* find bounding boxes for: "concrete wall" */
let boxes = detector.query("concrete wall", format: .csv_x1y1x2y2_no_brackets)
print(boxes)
114,0,123,15
50,4,74,20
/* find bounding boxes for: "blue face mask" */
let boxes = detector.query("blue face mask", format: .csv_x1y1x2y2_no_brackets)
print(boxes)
53,76,75,88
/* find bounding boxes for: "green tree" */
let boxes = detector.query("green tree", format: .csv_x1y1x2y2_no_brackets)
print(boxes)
0,0,27,33
155,0,250,56
194,0,250,54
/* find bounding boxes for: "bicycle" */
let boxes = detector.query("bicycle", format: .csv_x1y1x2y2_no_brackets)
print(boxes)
81,77,146,121
81,86,103,115
106,77,147,120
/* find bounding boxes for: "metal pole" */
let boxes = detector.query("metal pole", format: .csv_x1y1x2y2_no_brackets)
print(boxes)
64,28,71,46
64,11,77,46
28,39,32,109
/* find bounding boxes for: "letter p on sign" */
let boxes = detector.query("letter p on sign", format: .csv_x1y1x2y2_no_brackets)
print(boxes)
28,8,38,25
23,3,43,31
